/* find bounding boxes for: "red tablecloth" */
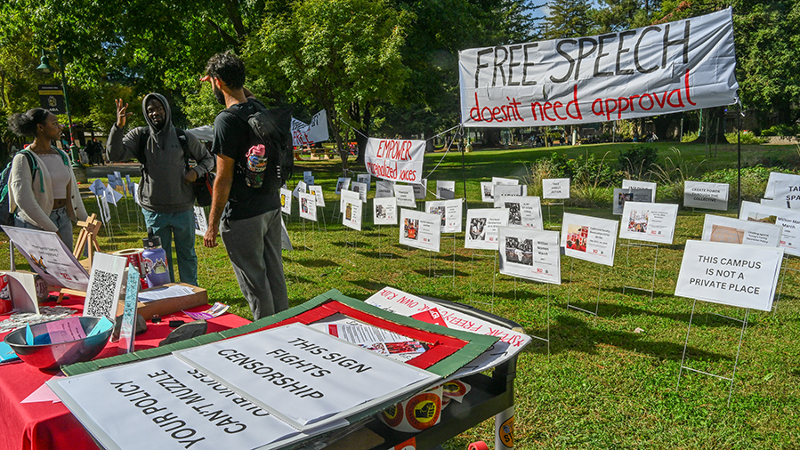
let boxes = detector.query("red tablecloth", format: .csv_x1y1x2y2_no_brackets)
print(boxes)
0,297,251,450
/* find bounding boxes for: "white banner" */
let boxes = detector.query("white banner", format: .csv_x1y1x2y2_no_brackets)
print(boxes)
739,201,800,256
465,208,509,250
373,197,398,225
459,8,738,127
364,138,425,184
674,240,783,311
543,178,570,199
684,180,729,210
291,109,329,146
561,213,619,266
425,199,464,233
499,227,561,284
618,201,679,244
399,209,441,252
701,214,782,247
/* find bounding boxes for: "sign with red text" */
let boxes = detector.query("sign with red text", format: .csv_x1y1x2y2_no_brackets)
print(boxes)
366,287,532,379
291,109,329,146
458,8,738,127
675,240,783,311
561,213,618,266
365,138,425,184
399,209,441,252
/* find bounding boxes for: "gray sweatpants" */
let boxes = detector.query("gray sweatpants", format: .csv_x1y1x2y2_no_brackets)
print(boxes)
220,208,288,320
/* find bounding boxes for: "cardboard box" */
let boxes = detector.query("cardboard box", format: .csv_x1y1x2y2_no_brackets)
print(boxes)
116,283,208,319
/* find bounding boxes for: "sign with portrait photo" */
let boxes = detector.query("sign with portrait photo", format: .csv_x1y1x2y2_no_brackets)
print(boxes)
351,181,368,203
498,227,561,284
334,177,351,195
308,185,325,207
298,192,318,222
465,208,509,250
621,180,657,202
497,196,543,229
341,190,362,231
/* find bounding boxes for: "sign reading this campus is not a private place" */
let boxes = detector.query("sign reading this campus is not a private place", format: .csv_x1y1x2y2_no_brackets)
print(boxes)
458,8,738,127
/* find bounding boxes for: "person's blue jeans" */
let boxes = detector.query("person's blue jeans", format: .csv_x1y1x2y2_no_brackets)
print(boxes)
15,206,74,250
141,208,198,286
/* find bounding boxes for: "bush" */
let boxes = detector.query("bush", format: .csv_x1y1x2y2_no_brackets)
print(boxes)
725,131,766,144
760,124,799,137
700,166,773,203
681,131,699,142
617,145,658,180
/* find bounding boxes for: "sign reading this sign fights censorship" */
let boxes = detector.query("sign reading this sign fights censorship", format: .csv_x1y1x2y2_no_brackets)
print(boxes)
459,9,738,127
365,138,425,184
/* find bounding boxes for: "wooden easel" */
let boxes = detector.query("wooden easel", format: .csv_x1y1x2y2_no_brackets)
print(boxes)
57,214,102,303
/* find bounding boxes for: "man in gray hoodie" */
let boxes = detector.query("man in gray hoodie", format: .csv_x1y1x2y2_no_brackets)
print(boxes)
107,93,214,286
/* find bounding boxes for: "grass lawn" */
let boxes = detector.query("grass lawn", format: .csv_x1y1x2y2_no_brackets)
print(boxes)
3,141,799,449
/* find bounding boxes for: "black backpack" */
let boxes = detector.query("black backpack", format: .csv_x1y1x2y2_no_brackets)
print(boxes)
0,149,39,226
227,103,293,193
137,128,215,206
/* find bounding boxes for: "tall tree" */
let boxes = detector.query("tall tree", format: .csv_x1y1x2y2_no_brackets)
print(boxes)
539,0,594,39
259,0,411,173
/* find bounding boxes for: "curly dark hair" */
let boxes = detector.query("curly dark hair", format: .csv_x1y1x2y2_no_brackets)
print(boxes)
7,108,51,137
205,51,246,89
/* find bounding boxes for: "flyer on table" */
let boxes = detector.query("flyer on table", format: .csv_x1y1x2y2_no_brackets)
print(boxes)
612,188,652,215
496,196,543,229
739,201,800,256
373,197,398,226
2,226,90,291
366,286,532,379
498,227,561,284
618,202,679,245
425,199,463,233
701,214,782,247
48,355,313,450
561,213,618,266
674,240,784,311
175,323,439,430
399,209,442,252
465,208,509,250
684,181,729,211
542,178,570,199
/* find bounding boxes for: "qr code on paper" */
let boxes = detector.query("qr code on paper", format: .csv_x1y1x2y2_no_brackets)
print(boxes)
85,270,119,321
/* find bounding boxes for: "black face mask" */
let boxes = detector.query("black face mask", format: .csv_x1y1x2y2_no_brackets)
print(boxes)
213,85,226,106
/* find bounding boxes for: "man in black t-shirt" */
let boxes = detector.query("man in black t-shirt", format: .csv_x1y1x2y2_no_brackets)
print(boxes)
201,51,288,320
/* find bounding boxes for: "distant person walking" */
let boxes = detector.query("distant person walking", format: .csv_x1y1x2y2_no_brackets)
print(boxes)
7,108,88,249
106,94,214,286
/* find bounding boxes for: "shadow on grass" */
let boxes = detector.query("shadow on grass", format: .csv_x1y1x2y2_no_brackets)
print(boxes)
351,279,387,292
284,274,316,284
357,250,406,259
412,268,470,278
295,259,339,268
523,314,731,362
331,240,374,249
562,300,758,328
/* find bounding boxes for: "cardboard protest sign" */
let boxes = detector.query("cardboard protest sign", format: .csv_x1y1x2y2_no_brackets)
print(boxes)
543,178,570,199
684,181,729,210
308,185,325,207
2,226,90,291
376,179,395,198
561,213,618,266
739,201,800,256
618,202,679,244
492,185,528,207
496,196,543,229
675,240,783,311
175,323,439,430
425,199,463,233
351,181,368,203
364,138,425,184
701,214,782,247
436,180,456,200
612,188,652,215
334,177,351,195
459,8,738,127
465,208,509,250
280,188,292,215
49,355,313,450
291,109,329,146
399,209,442,252
341,190,362,231
298,192,317,222
621,180,657,202
374,197,398,225
498,227,561,284
394,185,416,208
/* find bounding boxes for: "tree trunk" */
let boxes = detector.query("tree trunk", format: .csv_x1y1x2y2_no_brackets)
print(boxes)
484,128,501,147
689,107,725,144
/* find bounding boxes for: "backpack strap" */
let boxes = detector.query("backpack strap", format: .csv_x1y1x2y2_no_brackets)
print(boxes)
18,149,43,193
137,128,150,175
175,128,192,168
